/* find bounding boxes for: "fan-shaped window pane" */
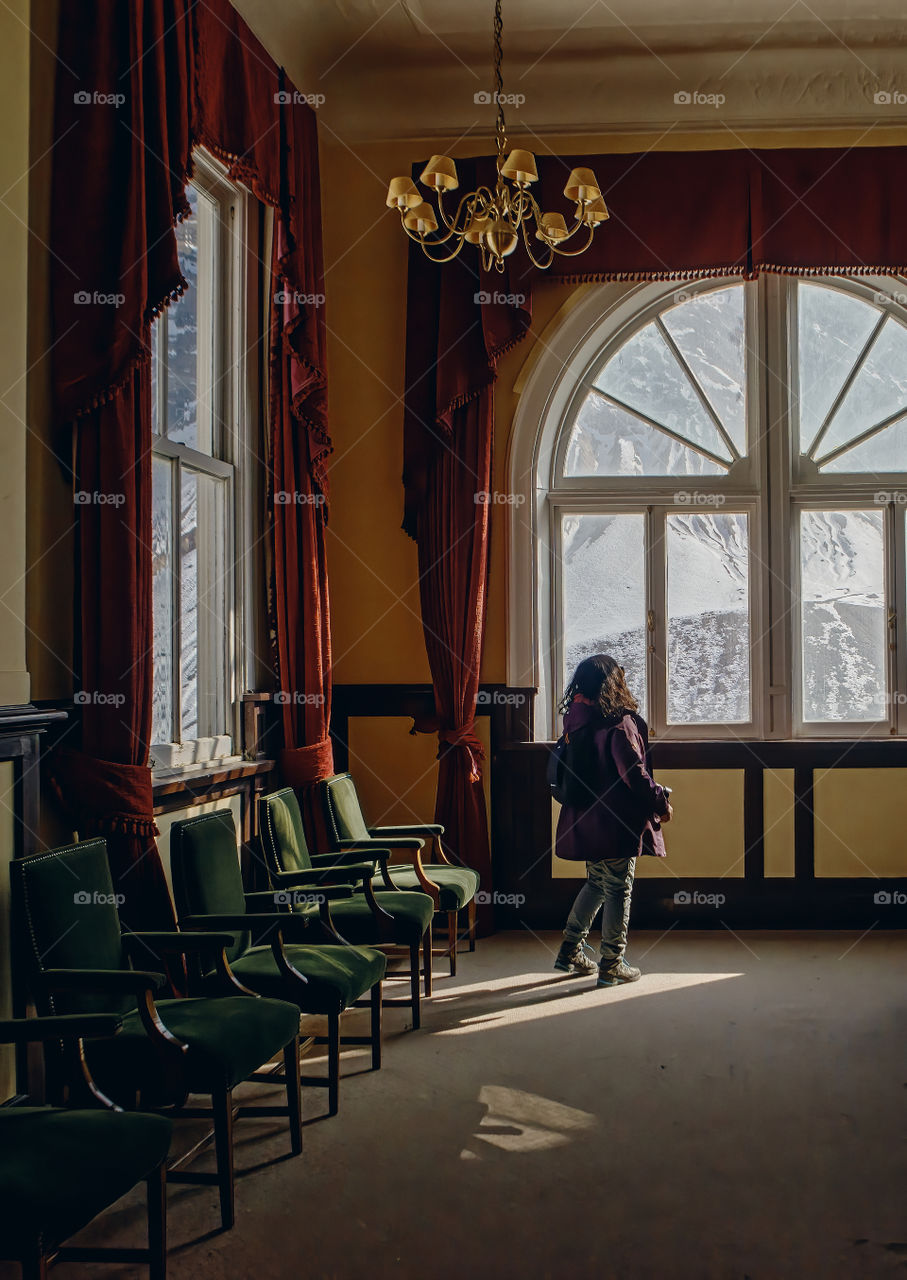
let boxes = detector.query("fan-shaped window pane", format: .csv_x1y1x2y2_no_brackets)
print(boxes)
815,316,907,462
797,283,879,453
593,323,733,463
800,509,887,722
820,415,907,473
662,286,747,453
561,512,648,720
564,392,726,477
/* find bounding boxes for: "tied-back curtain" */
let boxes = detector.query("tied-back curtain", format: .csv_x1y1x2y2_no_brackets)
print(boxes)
50,0,194,931
402,144,907,931
50,0,331,925
404,161,531,934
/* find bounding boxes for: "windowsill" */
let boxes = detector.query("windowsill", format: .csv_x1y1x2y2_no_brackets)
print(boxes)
151,757,276,798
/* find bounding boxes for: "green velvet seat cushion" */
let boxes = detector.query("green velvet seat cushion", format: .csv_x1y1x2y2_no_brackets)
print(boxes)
230,944,386,1014
295,891,433,944
86,996,300,1104
376,864,479,910
0,1107,171,1255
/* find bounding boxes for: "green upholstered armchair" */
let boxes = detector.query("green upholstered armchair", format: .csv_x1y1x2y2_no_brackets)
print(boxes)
320,773,479,976
0,1013,172,1280
169,809,386,1117
259,787,434,1027
10,840,303,1232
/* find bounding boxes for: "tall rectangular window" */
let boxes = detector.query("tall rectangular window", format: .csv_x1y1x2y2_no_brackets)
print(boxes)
798,508,888,725
666,512,751,724
150,154,251,770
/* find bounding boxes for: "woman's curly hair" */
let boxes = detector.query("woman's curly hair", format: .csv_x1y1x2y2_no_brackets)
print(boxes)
560,653,639,719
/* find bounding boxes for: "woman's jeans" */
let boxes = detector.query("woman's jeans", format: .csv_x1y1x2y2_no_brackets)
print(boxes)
563,857,636,966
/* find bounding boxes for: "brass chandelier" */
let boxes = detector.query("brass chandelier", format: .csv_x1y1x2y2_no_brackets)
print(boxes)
385,0,608,273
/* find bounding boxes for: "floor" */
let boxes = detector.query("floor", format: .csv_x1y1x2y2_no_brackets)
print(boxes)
11,929,907,1280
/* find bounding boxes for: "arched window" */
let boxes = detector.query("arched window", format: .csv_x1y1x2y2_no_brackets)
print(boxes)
508,275,907,740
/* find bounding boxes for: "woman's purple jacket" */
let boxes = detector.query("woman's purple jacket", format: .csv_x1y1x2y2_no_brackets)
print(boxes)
554,698,669,863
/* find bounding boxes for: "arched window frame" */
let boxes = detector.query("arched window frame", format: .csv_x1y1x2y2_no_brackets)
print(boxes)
507,273,907,742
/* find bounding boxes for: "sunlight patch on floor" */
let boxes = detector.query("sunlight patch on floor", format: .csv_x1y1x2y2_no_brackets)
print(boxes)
436,971,744,1035
461,1085,597,1158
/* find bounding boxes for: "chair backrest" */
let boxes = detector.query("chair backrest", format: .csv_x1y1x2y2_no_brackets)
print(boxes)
169,810,251,963
10,840,129,1015
321,773,370,844
260,788,314,876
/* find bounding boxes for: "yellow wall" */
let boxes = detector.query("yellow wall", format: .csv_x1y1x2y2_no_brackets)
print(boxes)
26,0,71,702
0,0,31,710
0,0,30,1101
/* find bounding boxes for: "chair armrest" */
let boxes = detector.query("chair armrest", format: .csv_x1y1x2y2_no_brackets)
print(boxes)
248,884,355,904
271,865,374,887
40,968,167,997
339,835,425,851
182,912,315,941
0,1014,123,1044
124,930,237,957
309,849,380,867
370,823,444,838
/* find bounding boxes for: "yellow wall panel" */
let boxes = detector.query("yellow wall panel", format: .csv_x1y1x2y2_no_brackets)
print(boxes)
553,769,745,879
814,768,907,877
764,768,796,877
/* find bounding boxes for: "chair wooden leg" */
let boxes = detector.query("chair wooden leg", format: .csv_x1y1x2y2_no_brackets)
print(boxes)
409,942,421,1029
447,910,458,976
212,1086,235,1230
423,924,433,997
328,1011,341,1116
468,897,477,951
19,1243,47,1280
284,1036,303,1155
147,1161,167,1280
370,980,383,1070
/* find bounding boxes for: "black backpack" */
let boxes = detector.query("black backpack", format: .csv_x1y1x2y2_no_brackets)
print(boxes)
546,720,600,807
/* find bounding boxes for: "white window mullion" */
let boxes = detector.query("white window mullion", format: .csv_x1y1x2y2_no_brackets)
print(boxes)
646,504,665,738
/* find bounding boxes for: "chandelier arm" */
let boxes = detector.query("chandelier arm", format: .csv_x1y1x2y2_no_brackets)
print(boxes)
548,224,598,257
404,233,469,265
518,215,555,270
549,215,596,244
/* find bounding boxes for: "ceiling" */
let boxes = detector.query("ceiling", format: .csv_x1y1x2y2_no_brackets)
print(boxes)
232,0,907,140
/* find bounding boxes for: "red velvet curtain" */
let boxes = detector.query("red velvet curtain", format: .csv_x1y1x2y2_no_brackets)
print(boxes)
402,145,907,931
403,161,531,932
50,0,194,930
51,0,331,922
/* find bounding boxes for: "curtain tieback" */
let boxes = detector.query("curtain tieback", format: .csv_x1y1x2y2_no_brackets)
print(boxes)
437,723,485,783
279,739,335,788
50,747,159,837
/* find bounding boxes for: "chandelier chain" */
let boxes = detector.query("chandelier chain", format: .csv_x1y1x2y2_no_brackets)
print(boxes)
493,0,507,160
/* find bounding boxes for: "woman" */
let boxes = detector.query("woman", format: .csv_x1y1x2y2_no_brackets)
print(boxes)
554,654,672,987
